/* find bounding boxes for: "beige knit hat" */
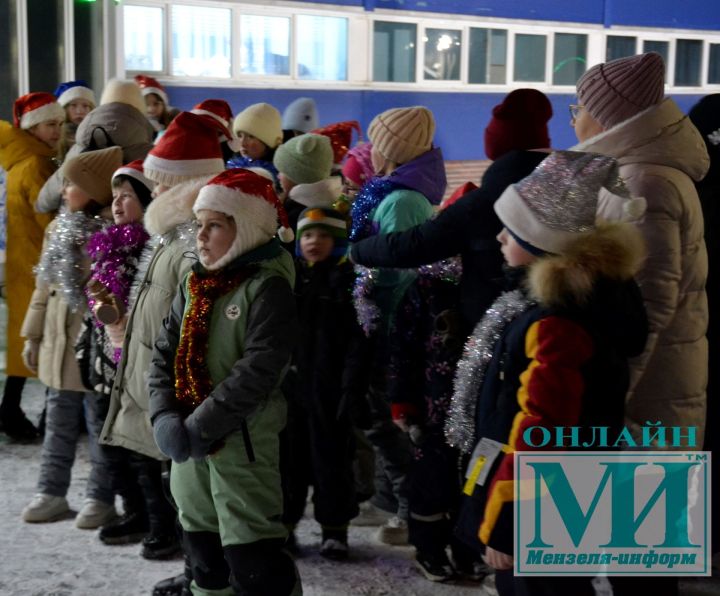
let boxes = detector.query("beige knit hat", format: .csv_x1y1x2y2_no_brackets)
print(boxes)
233,103,283,149
367,106,435,165
99,79,146,115
576,52,665,129
62,146,124,206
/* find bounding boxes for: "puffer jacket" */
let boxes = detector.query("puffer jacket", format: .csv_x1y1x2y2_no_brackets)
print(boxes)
100,177,210,459
36,101,155,214
573,98,710,447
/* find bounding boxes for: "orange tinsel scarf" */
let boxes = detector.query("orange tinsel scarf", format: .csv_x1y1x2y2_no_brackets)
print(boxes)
174,266,257,409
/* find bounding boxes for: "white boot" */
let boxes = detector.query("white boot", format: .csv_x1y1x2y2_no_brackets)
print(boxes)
22,493,70,523
75,498,118,529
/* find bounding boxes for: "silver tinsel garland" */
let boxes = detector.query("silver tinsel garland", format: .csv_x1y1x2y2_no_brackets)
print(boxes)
445,289,534,454
34,210,106,312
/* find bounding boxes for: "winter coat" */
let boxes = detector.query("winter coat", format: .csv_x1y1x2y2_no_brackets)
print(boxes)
0,121,55,377
148,242,298,444
455,223,648,557
351,150,548,332
100,178,210,460
36,102,155,214
573,98,710,446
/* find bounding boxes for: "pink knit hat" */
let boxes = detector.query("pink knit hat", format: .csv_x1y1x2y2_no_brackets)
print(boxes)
576,52,665,129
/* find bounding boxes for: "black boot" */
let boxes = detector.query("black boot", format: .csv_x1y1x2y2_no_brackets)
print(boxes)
0,376,38,442
99,511,149,545
152,557,192,596
224,538,298,596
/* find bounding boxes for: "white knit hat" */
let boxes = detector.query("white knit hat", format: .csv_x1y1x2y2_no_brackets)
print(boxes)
13,93,65,129
233,103,283,149
100,79,146,115
494,151,646,254
193,168,293,270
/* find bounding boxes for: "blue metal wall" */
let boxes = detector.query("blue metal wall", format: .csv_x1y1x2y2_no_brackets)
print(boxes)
166,86,704,161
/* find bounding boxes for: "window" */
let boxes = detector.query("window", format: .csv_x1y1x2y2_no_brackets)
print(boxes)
124,4,164,72
675,39,702,86
643,40,669,73
514,34,546,82
469,28,507,84
606,36,636,61
240,15,290,76
296,15,347,80
709,44,720,84
171,5,231,78
423,28,461,81
553,33,587,85
373,21,416,82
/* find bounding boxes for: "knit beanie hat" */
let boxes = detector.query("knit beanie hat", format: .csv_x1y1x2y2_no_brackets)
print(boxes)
312,121,361,165
296,206,348,258
494,150,646,254
134,74,169,106
576,52,665,129
282,97,319,133
62,146,124,206
13,93,65,129
99,79,146,115
342,142,374,187
689,94,720,185
54,80,96,108
273,133,333,184
367,106,435,165
484,89,552,160
193,168,293,270
233,103,283,149
143,112,226,187
112,160,155,207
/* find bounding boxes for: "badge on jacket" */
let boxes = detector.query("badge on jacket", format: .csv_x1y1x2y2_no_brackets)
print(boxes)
225,304,241,320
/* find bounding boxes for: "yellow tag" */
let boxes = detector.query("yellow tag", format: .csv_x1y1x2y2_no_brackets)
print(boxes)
463,455,486,495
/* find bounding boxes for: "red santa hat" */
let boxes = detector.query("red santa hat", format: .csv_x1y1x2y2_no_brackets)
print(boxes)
133,74,170,106
13,92,65,129
312,120,362,165
193,168,293,270
112,159,155,194
142,112,227,187
191,99,234,142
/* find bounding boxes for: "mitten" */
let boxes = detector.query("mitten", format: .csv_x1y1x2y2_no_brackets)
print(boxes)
22,339,40,374
184,415,215,460
153,412,190,463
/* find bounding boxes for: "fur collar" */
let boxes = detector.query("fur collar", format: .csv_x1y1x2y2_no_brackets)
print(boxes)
527,222,645,307
144,176,213,236
288,176,342,208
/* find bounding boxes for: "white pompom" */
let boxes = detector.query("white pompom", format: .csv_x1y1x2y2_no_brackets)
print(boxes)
278,226,295,243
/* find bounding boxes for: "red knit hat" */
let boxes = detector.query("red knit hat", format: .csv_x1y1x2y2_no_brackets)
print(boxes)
483,89,552,160
13,92,65,129
143,112,227,186
577,52,665,129
134,75,169,106
191,99,233,133
112,160,155,193
312,121,362,165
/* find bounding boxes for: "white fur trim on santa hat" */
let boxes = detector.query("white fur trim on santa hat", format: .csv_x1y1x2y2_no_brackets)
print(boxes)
20,102,65,130
141,86,169,106
191,109,230,128
113,166,155,192
143,153,225,187
57,86,96,108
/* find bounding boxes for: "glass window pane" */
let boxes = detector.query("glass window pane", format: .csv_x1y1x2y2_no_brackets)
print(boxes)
240,15,289,76
709,44,720,84
373,21,416,83
643,40,669,74
424,28,461,81
296,15,348,81
514,34,546,82
675,39,702,86
124,5,164,72
553,33,587,85
606,36,636,61
469,28,507,84
172,5,231,78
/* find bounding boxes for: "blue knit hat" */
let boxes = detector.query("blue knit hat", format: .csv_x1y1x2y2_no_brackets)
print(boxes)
282,97,319,133
296,206,348,258
54,80,96,108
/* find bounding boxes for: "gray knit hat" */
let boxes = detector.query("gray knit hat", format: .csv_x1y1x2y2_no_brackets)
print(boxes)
273,133,333,184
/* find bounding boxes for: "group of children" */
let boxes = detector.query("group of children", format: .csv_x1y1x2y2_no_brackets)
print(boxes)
1,57,706,596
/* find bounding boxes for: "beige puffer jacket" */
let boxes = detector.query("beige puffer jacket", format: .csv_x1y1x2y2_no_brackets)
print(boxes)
574,98,710,448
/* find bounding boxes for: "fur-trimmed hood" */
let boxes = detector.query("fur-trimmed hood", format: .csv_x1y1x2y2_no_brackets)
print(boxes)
527,222,645,308
144,175,213,236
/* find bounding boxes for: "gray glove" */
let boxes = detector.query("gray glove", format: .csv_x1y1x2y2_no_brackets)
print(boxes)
153,412,190,463
184,415,215,460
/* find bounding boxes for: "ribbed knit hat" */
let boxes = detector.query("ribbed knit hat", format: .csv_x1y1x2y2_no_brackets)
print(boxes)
143,112,226,187
282,97,319,133
62,146,124,206
54,80,96,108
494,151,646,254
484,89,552,160
577,52,665,129
367,106,435,165
296,206,348,258
134,74,169,106
273,133,333,184
13,93,65,129
100,79,146,115
233,103,283,149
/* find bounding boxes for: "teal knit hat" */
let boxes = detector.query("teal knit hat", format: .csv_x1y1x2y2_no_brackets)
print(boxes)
273,133,333,184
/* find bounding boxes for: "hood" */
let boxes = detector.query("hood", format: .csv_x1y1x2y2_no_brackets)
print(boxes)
75,102,155,163
384,146,447,205
144,175,213,236
0,120,56,170
287,176,342,208
572,98,709,182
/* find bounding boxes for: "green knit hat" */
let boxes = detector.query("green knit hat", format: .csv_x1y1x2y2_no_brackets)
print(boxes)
273,133,333,184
